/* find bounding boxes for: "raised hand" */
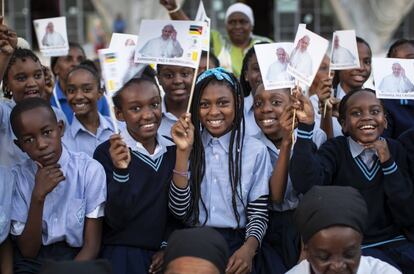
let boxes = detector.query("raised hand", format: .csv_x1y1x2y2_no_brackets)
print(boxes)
159,0,178,11
0,17,17,56
279,105,295,147
171,113,194,154
109,134,131,169
359,138,391,163
33,163,65,202
292,87,315,125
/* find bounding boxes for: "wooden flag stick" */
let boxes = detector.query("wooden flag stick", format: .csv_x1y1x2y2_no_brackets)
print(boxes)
186,66,199,114
2,0,4,18
106,95,119,133
323,65,332,118
206,50,210,70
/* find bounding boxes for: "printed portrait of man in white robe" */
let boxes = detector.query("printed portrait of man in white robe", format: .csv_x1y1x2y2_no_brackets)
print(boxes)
139,24,184,58
266,47,292,82
42,22,66,47
289,35,313,78
379,62,414,93
331,35,356,65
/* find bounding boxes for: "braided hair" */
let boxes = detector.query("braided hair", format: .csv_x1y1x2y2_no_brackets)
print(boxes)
188,68,245,227
3,48,42,99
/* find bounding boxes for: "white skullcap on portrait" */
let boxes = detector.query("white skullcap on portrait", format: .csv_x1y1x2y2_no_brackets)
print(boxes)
225,3,254,26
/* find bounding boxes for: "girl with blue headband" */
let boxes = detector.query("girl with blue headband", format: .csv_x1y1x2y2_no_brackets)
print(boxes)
170,67,272,274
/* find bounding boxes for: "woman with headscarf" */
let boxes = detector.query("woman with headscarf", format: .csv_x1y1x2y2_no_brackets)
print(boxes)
159,0,272,78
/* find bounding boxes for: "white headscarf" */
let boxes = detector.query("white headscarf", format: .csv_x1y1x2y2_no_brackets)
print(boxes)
225,3,254,26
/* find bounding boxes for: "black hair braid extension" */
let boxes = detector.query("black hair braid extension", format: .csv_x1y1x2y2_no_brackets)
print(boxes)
3,48,41,99
188,71,246,228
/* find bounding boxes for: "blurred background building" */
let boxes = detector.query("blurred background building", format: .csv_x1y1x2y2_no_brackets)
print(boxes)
4,0,414,56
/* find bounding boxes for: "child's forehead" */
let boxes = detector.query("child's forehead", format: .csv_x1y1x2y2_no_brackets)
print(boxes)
122,82,159,99
348,91,379,105
11,57,42,72
17,107,56,132
159,65,192,73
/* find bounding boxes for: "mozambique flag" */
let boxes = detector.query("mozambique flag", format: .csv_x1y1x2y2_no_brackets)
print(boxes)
189,25,203,35
104,53,117,63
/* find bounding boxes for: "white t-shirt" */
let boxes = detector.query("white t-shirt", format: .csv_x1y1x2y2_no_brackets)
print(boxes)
285,256,401,274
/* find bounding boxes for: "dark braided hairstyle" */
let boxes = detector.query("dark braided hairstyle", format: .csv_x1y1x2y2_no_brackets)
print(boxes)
2,48,42,99
188,68,245,227
66,61,101,91
387,38,414,58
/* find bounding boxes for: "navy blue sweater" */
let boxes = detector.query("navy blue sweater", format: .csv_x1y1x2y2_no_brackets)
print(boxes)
93,140,176,250
382,99,414,139
290,123,414,245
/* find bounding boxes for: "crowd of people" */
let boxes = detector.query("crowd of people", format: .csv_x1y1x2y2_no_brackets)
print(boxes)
0,0,414,273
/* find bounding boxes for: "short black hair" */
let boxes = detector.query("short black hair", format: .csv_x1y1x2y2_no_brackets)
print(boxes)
66,61,101,88
112,75,160,109
338,88,383,129
387,38,414,58
10,97,57,138
50,42,85,75
201,50,220,68
3,48,42,99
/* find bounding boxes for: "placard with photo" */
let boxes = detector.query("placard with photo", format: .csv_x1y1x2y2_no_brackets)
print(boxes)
109,33,138,49
373,57,414,99
134,20,205,68
33,16,69,57
330,30,360,70
287,26,329,87
255,42,294,90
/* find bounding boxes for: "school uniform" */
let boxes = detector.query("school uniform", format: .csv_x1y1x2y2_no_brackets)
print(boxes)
244,94,261,137
11,147,106,273
157,98,178,139
63,113,115,157
289,122,414,273
50,82,110,124
93,128,176,274
253,127,326,272
0,166,13,244
0,98,68,167
286,256,401,274
169,130,275,274
382,99,414,139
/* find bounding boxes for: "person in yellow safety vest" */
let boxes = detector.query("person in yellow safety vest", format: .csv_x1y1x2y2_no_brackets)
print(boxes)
160,0,272,78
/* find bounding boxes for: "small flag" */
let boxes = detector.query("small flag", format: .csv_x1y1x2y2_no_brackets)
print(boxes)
191,51,199,61
189,25,203,35
104,53,117,63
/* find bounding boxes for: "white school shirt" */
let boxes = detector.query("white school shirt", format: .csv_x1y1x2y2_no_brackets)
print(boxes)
197,130,271,228
254,126,326,211
0,166,14,243
285,256,401,274
63,113,115,157
158,98,178,139
0,99,68,167
243,94,261,137
11,147,107,247
120,126,175,160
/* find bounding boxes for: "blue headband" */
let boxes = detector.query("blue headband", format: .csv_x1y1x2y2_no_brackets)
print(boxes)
196,67,235,87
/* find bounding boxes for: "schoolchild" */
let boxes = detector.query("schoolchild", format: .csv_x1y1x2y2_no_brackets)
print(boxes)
318,37,372,137
10,98,106,273
252,85,325,272
289,88,414,273
240,46,264,137
170,67,272,274
93,76,176,274
50,42,109,123
1,48,67,166
0,166,14,274
157,64,194,138
63,63,115,156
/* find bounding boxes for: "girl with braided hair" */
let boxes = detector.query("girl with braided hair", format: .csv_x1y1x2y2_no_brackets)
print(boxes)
170,67,271,274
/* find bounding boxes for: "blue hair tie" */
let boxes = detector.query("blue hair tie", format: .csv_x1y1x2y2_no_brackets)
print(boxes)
196,67,235,87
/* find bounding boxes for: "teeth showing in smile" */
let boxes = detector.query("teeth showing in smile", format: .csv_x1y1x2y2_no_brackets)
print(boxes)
75,103,86,108
261,119,275,125
208,120,223,127
141,123,155,129
360,125,375,130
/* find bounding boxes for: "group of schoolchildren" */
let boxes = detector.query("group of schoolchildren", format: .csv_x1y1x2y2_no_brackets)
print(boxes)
1,9,414,274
